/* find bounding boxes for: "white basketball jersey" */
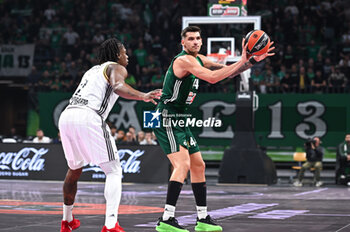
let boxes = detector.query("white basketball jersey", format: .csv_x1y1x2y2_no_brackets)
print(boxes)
67,61,119,120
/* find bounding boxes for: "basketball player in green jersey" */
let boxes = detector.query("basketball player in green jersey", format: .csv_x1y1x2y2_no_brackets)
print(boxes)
154,26,275,232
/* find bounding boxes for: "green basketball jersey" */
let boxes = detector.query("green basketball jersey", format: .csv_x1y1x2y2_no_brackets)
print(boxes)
160,50,203,112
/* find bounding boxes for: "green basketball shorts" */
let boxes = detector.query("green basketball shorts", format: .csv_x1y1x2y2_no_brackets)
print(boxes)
153,106,200,155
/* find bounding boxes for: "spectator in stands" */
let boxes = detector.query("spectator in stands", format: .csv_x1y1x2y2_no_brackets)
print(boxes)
342,29,350,44
137,131,145,144
146,55,161,77
134,42,148,67
53,131,62,144
42,60,54,74
33,129,51,143
27,66,40,91
5,127,22,142
128,126,137,141
328,65,347,93
338,55,350,75
92,31,105,45
276,65,286,81
336,134,350,186
139,66,151,91
298,59,306,71
110,125,118,141
306,40,320,61
38,70,53,91
323,58,333,77
251,69,264,93
283,45,296,69
67,61,79,80
116,130,125,144
315,54,324,71
311,70,326,93
263,68,279,93
294,137,324,187
289,64,299,92
50,30,62,57
44,3,56,21
280,72,293,93
140,132,157,145
120,132,137,145
306,67,315,85
151,73,164,88
151,132,158,144
63,25,80,53
51,74,62,91
296,66,310,93
60,70,74,92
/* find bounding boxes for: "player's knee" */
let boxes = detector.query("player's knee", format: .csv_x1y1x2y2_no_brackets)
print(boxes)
191,160,205,173
99,160,122,176
174,161,190,174
184,160,191,170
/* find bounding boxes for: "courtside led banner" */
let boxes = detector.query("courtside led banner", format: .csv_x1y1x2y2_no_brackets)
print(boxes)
0,144,169,183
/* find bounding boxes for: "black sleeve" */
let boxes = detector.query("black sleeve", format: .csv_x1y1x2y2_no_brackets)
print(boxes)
315,147,324,161
306,148,317,161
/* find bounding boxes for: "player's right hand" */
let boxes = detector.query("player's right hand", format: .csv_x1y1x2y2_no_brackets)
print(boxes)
251,41,275,62
143,89,162,105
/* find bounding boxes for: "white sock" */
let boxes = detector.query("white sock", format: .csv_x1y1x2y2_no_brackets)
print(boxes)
104,171,122,229
196,206,208,220
63,204,73,222
162,204,176,220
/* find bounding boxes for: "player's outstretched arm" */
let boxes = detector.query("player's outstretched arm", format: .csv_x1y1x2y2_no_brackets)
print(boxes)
174,54,244,84
109,64,161,105
175,39,275,84
174,38,252,84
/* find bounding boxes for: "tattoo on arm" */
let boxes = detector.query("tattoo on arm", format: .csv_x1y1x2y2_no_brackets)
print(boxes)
237,61,251,73
126,89,138,98
209,65,224,71
228,61,252,78
235,61,252,76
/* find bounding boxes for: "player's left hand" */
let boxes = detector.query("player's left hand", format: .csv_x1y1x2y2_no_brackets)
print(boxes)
252,41,275,62
143,89,162,105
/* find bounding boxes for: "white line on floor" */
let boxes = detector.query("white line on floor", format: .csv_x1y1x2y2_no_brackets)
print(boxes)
294,188,328,196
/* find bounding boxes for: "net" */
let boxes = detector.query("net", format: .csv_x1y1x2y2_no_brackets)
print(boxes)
207,53,228,65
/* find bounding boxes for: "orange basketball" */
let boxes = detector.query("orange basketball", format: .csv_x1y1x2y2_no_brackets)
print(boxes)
244,30,270,56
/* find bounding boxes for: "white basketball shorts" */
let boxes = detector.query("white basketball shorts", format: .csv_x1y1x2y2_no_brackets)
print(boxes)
58,107,119,170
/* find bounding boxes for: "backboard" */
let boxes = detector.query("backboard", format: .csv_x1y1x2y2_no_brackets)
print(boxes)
182,16,261,63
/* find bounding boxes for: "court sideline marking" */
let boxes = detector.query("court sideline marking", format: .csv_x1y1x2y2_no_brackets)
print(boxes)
294,188,328,196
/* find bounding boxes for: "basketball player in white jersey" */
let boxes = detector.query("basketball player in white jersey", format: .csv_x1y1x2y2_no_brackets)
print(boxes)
59,38,161,232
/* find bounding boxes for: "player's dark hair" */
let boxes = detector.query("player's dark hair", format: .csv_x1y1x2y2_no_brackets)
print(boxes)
97,38,124,64
181,26,201,38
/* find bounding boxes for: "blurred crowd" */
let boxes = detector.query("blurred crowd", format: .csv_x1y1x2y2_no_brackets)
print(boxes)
1,0,350,93
0,126,158,145
248,0,350,93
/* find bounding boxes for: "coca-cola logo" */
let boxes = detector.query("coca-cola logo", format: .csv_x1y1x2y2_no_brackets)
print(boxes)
82,149,145,177
0,148,47,171
119,149,144,173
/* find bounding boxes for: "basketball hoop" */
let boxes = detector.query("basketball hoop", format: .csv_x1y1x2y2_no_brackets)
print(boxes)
207,53,228,65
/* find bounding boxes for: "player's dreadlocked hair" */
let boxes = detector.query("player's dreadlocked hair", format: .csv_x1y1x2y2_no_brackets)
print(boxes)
97,38,123,64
